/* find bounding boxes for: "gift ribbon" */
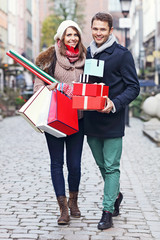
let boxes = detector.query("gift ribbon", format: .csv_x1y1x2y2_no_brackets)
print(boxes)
82,84,86,95
92,82,105,96
84,96,88,109
100,83,105,96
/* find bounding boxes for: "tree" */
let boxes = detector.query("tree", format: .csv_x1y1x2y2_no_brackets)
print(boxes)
41,0,85,49
49,0,85,29
41,14,62,49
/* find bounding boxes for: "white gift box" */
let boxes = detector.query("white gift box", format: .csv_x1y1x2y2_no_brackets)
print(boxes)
84,59,104,77
18,86,66,137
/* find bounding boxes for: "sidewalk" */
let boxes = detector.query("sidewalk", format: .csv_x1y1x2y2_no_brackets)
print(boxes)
0,116,160,240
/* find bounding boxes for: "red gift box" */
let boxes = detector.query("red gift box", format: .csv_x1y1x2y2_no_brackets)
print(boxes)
48,90,79,135
73,83,109,97
72,96,106,110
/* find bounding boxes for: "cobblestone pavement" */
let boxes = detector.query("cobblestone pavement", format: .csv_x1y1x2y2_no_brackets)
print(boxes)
0,116,160,240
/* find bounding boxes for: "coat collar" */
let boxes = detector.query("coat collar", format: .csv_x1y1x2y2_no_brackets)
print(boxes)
88,41,117,57
103,41,117,54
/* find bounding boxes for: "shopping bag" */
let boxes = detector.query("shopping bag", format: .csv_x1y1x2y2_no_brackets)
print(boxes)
18,86,49,133
48,90,79,135
36,90,66,138
18,86,66,137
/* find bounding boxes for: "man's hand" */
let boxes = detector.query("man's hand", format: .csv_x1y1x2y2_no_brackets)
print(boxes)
47,83,58,91
98,96,114,114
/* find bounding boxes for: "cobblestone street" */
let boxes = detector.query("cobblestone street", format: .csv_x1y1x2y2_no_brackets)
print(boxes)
0,115,160,240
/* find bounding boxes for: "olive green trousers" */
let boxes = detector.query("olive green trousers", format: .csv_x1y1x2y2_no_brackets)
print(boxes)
87,136,122,213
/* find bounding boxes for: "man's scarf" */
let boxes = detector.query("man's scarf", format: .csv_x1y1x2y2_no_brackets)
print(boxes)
90,34,116,57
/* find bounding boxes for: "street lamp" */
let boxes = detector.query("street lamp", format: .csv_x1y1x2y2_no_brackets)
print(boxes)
120,0,132,17
120,0,132,47
119,0,132,126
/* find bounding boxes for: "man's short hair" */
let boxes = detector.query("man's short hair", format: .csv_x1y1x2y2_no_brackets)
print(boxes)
91,12,113,30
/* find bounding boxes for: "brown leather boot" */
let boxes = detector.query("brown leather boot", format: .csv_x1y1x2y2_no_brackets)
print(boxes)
68,191,81,218
57,196,70,225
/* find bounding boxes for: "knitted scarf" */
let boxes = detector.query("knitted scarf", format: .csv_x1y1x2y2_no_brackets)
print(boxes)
65,44,79,63
57,40,79,63
90,34,116,57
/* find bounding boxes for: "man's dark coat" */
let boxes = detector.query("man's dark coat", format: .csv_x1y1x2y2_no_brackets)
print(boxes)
84,42,140,138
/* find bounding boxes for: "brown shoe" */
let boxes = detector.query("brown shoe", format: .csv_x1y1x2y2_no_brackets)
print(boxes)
68,191,81,218
57,196,70,225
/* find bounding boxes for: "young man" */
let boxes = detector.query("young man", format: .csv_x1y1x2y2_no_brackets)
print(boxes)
84,12,140,230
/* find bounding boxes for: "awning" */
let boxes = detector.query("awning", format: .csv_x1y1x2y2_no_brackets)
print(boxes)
139,79,157,87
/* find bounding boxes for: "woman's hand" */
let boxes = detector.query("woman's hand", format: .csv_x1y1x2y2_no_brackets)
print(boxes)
47,83,58,91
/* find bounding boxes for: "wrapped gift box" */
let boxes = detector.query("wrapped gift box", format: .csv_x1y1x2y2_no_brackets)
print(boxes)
73,82,109,97
72,96,106,110
7,52,53,86
48,90,79,135
8,50,59,83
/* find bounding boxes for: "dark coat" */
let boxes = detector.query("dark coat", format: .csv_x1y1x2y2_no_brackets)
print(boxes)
84,41,140,138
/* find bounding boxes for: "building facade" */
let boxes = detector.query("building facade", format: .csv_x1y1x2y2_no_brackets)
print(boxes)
82,0,109,47
0,0,7,91
130,0,160,84
0,0,43,92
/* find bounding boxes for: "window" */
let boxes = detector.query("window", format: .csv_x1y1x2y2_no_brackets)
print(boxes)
27,0,32,13
8,23,16,45
27,21,32,40
26,48,32,60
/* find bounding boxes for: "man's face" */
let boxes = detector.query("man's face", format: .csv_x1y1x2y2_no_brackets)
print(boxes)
91,20,113,47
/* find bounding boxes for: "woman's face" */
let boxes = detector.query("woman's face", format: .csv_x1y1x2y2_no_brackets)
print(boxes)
64,27,79,48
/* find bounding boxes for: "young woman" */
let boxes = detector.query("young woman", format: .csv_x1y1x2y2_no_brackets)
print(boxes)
34,20,86,225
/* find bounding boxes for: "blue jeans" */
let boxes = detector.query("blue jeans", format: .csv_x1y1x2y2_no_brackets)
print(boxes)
45,119,84,197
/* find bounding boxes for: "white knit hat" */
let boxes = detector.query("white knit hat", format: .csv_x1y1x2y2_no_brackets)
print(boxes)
54,20,82,41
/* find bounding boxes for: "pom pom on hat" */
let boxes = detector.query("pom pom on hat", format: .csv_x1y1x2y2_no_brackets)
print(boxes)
54,20,82,41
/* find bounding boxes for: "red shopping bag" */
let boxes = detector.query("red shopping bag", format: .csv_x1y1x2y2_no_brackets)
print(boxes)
48,90,79,135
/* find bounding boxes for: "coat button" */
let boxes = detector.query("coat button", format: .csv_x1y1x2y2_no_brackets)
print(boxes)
71,67,74,71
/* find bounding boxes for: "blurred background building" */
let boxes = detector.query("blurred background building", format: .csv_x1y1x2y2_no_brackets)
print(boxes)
0,0,53,92
130,0,160,85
